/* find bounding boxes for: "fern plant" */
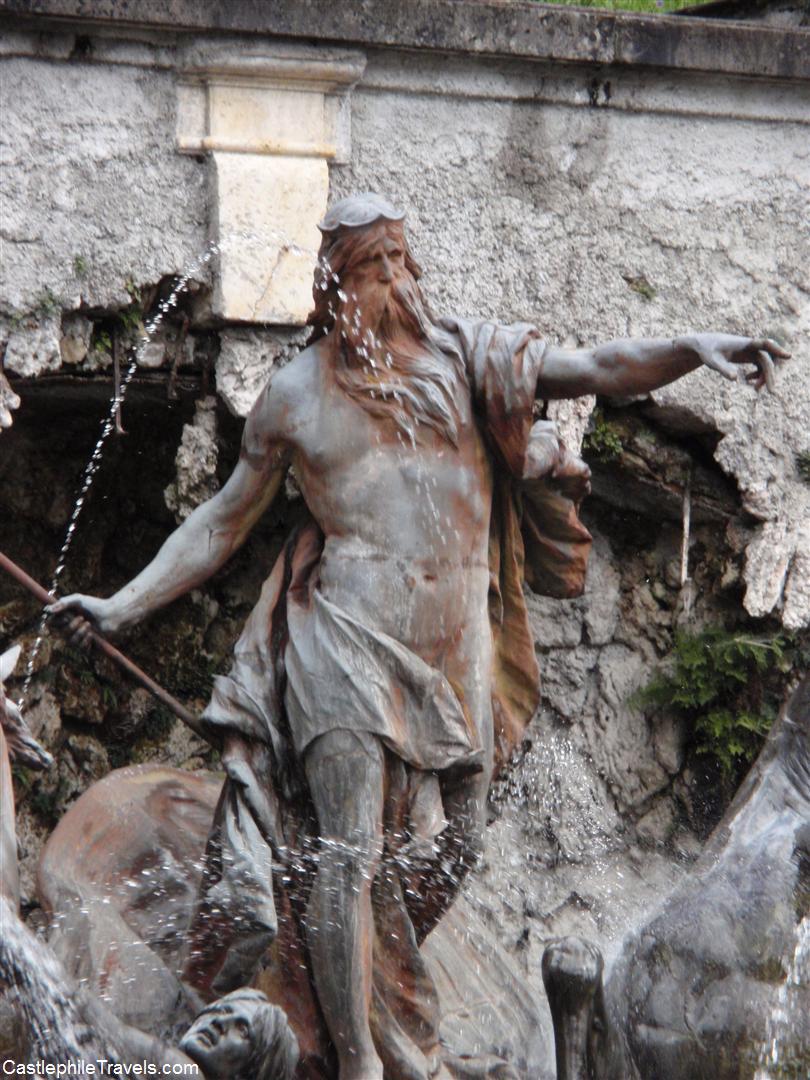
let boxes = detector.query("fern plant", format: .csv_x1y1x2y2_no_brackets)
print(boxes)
635,627,793,777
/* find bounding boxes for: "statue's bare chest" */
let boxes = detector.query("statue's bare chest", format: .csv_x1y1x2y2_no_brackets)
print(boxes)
284,368,491,541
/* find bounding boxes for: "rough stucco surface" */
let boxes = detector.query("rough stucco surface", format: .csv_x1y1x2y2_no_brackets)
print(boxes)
0,49,209,317
0,14,809,1071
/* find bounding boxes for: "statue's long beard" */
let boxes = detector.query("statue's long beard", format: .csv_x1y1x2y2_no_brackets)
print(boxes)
333,276,464,448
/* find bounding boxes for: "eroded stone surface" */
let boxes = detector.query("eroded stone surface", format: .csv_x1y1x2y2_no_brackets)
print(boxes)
3,318,61,378
0,54,207,316
216,327,306,417
0,14,807,1071
59,313,93,367
651,365,810,629
164,396,220,522
0,369,20,429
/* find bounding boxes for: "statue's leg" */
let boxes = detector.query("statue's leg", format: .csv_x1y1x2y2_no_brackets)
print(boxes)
409,640,495,944
411,764,490,945
304,728,385,1080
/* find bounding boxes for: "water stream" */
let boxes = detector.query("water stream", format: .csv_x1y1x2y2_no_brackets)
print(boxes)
16,230,320,710
0,895,112,1064
754,916,810,1080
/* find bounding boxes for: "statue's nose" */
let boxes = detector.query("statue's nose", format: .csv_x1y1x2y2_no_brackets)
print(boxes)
379,255,393,283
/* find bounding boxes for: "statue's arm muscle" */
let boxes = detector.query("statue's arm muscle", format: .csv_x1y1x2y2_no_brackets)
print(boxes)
50,396,290,635
538,334,788,399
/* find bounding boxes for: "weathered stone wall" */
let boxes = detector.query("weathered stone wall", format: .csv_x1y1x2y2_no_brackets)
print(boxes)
1,0,809,1053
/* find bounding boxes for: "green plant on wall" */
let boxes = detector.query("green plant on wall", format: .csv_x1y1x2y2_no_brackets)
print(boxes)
634,626,800,778
34,288,61,319
93,328,113,355
583,408,624,462
530,0,696,11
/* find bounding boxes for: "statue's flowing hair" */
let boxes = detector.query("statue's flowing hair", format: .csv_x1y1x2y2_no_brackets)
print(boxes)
307,223,466,447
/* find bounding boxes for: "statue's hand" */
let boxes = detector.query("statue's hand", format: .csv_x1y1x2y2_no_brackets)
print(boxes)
683,333,790,392
46,594,119,645
551,447,592,503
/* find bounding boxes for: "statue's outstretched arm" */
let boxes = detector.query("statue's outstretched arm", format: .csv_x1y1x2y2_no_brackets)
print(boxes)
49,407,290,638
539,333,789,400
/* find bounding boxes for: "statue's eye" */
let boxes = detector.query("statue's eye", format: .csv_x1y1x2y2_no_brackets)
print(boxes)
235,1020,249,1039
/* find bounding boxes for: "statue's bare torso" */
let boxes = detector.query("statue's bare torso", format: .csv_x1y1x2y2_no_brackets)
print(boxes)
259,339,495,748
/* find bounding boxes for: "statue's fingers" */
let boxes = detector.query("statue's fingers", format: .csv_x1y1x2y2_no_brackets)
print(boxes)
46,595,77,616
756,338,791,360
66,615,92,647
704,351,738,380
757,350,776,393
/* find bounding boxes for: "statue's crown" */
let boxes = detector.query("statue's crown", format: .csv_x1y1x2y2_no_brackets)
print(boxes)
318,192,405,233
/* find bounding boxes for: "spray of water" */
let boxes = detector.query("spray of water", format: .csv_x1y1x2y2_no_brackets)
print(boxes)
754,916,810,1079
0,894,112,1064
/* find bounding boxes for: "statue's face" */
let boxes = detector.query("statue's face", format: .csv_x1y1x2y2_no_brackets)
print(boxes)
180,997,260,1078
339,220,407,341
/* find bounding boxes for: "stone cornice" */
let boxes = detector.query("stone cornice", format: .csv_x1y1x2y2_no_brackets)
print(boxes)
0,0,808,82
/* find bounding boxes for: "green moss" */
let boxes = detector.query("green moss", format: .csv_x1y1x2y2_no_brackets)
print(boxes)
28,776,72,829
7,288,63,331
33,288,61,319
622,273,657,302
633,626,802,778
530,0,695,11
107,703,176,769
118,305,143,334
583,408,624,462
92,327,113,355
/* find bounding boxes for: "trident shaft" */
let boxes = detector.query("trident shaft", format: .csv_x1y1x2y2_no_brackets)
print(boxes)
0,550,204,738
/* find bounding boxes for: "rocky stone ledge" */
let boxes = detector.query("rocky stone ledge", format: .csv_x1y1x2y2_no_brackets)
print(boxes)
1,0,808,81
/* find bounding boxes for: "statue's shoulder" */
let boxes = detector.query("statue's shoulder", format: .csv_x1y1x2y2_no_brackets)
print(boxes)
249,341,321,426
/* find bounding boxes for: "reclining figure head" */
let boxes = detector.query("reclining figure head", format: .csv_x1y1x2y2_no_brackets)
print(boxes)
180,987,299,1080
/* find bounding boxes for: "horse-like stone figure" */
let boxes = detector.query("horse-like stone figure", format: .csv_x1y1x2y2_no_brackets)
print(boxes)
543,675,810,1080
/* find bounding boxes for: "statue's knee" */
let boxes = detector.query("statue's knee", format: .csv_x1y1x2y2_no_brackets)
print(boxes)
305,731,385,869
318,831,383,881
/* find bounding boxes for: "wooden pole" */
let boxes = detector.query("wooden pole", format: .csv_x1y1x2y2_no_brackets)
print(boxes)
0,551,205,738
